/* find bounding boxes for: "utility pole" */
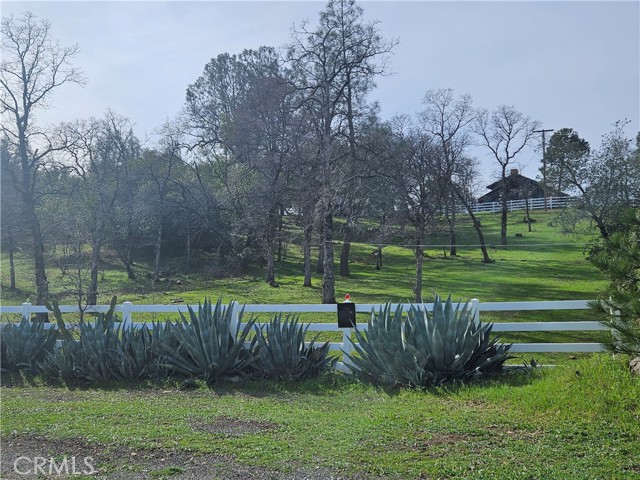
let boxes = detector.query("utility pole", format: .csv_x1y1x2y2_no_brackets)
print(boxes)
534,128,554,211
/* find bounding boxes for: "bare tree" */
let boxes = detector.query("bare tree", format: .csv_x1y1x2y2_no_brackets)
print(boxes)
420,89,475,256
143,124,183,284
1,12,85,305
391,117,443,302
288,0,396,303
58,112,135,305
474,105,540,245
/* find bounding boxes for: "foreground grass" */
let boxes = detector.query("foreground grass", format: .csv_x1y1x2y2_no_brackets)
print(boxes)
2,355,639,478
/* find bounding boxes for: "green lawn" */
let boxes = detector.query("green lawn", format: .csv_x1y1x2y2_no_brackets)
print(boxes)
1,210,604,307
1,355,638,479
1,210,638,478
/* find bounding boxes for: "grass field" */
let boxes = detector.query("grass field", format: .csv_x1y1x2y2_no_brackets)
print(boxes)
1,355,638,479
1,210,604,307
3,210,638,479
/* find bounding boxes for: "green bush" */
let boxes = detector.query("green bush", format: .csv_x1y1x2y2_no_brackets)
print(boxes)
252,313,336,381
589,208,640,356
344,295,511,391
151,298,257,384
1,317,58,374
38,296,156,385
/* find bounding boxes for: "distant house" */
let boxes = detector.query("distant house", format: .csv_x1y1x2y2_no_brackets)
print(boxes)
477,169,569,203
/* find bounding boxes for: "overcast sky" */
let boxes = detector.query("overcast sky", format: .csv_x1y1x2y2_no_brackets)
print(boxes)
4,1,639,185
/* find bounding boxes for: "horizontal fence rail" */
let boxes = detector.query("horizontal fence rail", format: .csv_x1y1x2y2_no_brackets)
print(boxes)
1,299,609,367
466,196,578,214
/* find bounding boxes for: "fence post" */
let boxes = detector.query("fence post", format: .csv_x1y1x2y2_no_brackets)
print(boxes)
21,302,32,322
342,328,353,368
122,301,133,329
470,298,480,326
229,301,239,338
611,305,622,353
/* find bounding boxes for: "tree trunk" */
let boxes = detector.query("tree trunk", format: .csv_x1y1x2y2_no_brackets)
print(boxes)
303,224,313,287
263,207,277,283
19,125,49,312
454,187,492,263
471,214,492,263
87,236,101,306
277,204,284,262
24,194,49,306
8,230,16,290
446,212,457,256
375,246,383,270
153,222,163,283
524,197,532,232
341,78,358,277
500,167,508,246
122,218,136,279
316,243,324,274
339,217,352,277
265,242,275,283
447,192,457,256
322,208,336,304
414,226,425,303
185,217,192,267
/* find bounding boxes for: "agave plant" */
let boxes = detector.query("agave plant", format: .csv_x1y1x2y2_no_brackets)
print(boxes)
1,317,58,374
147,319,185,380
151,298,257,385
344,295,511,390
252,313,336,381
38,296,156,385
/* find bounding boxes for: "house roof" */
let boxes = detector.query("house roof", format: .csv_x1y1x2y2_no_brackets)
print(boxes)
484,173,539,191
477,170,569,203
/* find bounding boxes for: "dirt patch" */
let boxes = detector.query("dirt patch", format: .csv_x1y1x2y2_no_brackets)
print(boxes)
0,434,352,479
190,417,278,436
419,433,470,448
485,424,542,441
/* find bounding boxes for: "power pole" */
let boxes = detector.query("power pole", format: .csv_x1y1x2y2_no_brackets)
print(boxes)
534,128,554,211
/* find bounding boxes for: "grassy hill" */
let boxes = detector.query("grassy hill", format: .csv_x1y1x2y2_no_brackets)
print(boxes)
0,210,605,307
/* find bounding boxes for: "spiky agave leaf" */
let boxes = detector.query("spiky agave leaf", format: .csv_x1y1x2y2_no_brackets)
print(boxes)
252,313,335,381
151,298,258,384
343,295,511,389
0,317,58,374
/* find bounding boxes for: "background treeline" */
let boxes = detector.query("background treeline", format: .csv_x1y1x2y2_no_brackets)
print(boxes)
2,1,639,308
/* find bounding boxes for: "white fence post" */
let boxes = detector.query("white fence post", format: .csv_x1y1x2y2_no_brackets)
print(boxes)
229,301,239,337
21,302,32,322
122,301,133,329
470,298,480,326
342,328,353,365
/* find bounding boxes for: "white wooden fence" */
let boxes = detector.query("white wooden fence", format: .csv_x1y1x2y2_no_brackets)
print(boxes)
1,299,608,367
468,196,578,214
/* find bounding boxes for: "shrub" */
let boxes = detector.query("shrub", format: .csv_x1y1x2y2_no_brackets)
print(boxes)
252,313,336,381
590,208,640,357
1,317,58,374
151,298,257,384
38,296,155,385
344,295,511,391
